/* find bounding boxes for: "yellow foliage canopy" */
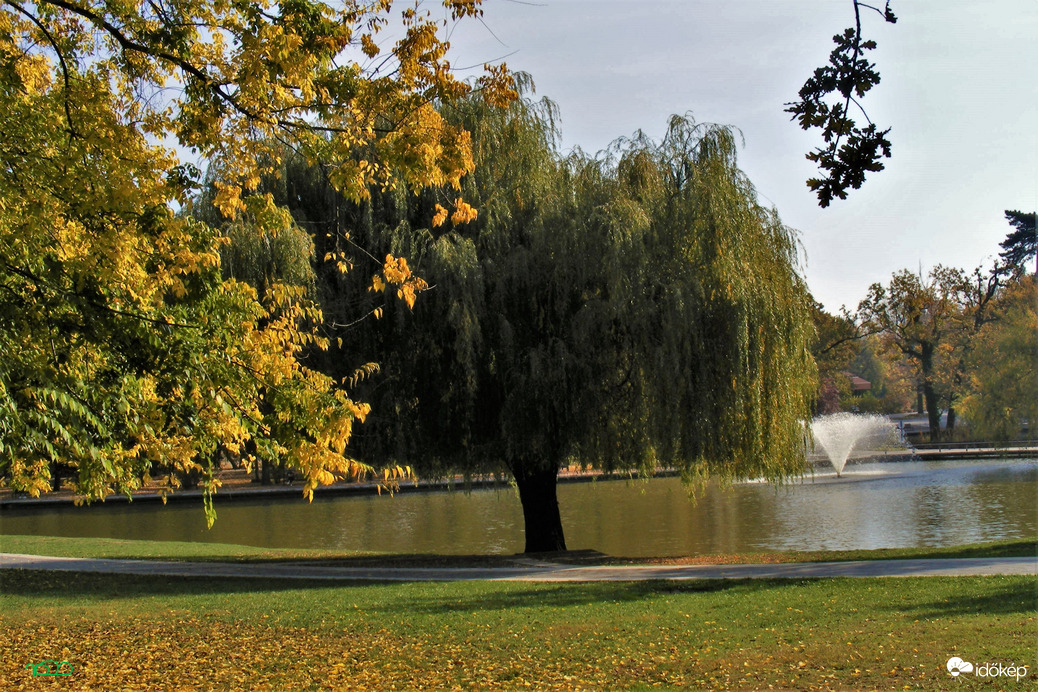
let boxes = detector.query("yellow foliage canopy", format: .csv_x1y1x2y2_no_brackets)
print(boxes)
0,0,514,519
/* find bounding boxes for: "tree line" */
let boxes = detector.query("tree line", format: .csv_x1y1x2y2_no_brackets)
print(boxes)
6,0,1030,552
812,211,1037,443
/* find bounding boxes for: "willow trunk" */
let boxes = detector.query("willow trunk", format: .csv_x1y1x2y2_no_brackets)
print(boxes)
513,466,567,553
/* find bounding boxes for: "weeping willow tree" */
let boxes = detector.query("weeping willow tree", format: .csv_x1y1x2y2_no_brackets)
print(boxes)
261,85,816,552
193,172,318,302
487,115,816,551
575,120,817,483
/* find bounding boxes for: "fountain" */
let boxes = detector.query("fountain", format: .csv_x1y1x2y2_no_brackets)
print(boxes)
810,413,900,476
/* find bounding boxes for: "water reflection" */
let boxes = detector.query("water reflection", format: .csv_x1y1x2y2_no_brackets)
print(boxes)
2,460,1035,556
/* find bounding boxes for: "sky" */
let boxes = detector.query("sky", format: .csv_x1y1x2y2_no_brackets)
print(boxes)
440,0,1038,313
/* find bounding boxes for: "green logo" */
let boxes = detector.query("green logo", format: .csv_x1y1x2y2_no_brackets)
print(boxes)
24,660,73,677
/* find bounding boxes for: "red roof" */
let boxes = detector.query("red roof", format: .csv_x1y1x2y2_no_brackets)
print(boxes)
842,372,872,392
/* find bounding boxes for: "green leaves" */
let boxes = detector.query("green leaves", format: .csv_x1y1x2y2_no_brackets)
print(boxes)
296,91,816,551
999,210,1037,274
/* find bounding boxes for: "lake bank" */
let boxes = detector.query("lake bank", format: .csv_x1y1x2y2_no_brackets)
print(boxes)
5,445,1037,509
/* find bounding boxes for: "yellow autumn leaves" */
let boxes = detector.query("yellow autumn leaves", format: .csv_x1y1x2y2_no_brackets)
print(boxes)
1,0,512,511
432,198,479,228
8,53,51,94
3,575,992,691
370,255,429,311
3,0,514,219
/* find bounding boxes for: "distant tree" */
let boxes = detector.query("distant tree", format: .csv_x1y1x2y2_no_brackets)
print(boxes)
787,0,897,207
858,261,1006,438
941,262,1005,431
811,302,861,371
960,275,1038,440
857,266,967,441
999,210,1037,274
809,302,861,413
849,336,915,413
809,302,916,416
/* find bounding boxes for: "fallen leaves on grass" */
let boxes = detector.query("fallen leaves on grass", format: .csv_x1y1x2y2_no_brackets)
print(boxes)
2,616,678,691
0,612,959,691
4,574,1033,690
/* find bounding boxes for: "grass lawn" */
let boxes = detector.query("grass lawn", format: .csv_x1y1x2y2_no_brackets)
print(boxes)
1,537,1035,690
0,534,351,562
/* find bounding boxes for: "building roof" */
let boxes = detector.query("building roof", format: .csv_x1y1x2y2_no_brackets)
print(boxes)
842,372,872,392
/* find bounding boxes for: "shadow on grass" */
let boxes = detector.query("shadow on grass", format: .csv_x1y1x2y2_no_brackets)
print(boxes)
0,569,354,599
4,535,1034,567
1,567,771,608
6,569,1035,622
877,578,1038,619
369,576,1038,617
372,579,767,616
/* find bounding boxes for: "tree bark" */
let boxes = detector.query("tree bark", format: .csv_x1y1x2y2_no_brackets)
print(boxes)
513,465,567,553
920,344,942,443
260,455,272,485
922,381,941,443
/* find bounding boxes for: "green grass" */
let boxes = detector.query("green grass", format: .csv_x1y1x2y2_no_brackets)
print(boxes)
0,534,357,562
2,535,1036,689
1,568,1035,690
2,533,1035,566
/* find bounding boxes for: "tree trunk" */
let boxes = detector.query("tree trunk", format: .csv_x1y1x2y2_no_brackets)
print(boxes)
513,465,567,553
920,346,942,443
946,407,957,434
260,456,272,485
922,382,941,443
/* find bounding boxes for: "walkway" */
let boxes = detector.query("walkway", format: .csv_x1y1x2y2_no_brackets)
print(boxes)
1,553,1034,582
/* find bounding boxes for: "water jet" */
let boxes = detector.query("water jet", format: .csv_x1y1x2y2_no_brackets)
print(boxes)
810,413,900,476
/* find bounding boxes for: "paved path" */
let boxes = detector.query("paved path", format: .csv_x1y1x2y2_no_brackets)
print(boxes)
2,553,1034,582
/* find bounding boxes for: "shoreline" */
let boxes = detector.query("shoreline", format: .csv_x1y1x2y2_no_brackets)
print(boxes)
2,447,1035,510
1,466,677,509
3,551,1035,580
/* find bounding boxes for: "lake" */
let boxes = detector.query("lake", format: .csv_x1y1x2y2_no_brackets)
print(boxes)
2,459,1035,556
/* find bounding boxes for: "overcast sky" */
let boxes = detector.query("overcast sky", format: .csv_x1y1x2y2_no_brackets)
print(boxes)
442,0,1037,313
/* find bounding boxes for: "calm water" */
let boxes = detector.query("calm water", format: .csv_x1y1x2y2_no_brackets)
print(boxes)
2,460,1035,556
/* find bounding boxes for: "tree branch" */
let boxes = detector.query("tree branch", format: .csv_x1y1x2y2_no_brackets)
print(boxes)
0,259,200,330
4,0,78,136
38,0,265,124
